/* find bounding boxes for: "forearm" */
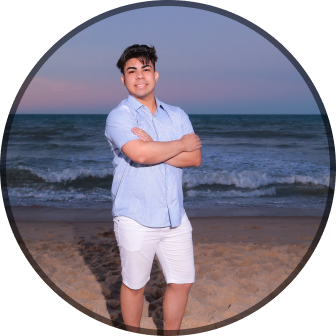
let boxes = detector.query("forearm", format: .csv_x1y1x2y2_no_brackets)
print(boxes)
140,140,185,164
164,149,202,168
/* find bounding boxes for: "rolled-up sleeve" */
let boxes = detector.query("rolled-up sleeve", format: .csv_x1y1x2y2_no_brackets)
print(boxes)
180,108,195,135
105,108,140,154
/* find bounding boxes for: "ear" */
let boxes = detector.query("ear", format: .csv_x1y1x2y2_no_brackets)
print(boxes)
154,71,159,83
121,74,125,86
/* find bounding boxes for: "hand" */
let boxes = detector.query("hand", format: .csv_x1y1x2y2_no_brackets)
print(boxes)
132,127,153,142
180,133,202,152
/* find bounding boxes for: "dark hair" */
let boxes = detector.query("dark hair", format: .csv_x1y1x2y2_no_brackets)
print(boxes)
116,44,158,75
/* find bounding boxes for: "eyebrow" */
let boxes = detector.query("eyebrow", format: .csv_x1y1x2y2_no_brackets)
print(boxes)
126,64,152,72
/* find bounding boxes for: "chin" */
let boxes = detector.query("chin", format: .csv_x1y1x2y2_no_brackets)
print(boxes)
131,91,146,98
134,89,153,98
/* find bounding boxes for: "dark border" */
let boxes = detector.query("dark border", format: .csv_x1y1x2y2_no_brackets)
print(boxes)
1,0,335,335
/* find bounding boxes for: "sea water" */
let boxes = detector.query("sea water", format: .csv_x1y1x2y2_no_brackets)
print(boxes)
3,114,333,216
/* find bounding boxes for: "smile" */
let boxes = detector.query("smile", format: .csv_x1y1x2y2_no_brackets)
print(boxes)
135,84,147,88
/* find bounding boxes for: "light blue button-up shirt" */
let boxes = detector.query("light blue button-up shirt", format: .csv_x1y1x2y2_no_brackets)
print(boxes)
105,95,195,228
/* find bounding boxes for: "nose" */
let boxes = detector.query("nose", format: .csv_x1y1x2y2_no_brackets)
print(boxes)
136,70,145,79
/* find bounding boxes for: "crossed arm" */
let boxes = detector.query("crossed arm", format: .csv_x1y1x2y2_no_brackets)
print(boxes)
121,127,202,168
164,149,202,168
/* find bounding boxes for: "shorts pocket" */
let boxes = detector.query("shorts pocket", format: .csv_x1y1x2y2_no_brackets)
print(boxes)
115,216,146,252
181,214,193,232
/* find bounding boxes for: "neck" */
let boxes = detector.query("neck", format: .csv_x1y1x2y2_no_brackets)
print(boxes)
130,92,157,115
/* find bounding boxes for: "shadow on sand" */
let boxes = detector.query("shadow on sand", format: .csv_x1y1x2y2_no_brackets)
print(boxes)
77,229,167,331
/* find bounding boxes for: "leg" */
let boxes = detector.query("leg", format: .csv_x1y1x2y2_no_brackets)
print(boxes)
113,216,160,330
162,283,193,334
120,283,146,332
155,214,195,334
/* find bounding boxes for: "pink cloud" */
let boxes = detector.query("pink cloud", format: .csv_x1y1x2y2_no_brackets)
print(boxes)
17,75,310,112
18,77,126,111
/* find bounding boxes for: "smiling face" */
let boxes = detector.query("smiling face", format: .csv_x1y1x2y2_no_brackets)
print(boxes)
121,58,159,102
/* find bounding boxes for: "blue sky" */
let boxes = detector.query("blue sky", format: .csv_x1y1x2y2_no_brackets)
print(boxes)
17,6,319,114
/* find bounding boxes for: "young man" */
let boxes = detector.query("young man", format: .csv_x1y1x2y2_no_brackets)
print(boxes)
105,44,202,334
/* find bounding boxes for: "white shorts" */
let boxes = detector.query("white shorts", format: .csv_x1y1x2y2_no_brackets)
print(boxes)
113,212,195,290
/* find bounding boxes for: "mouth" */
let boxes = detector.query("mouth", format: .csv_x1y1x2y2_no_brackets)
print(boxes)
135,83,147,88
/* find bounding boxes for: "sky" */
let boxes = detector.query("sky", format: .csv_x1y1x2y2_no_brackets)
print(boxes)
17,6,319,114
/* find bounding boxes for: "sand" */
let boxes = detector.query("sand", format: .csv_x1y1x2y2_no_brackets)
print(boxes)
13,208,322,332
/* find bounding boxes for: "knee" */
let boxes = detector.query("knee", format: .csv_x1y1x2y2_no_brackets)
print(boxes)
168,283,193,294
122,283,145,295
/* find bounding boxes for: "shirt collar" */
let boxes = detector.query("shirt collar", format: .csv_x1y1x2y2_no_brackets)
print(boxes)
127,94,166,113
155,97,166,112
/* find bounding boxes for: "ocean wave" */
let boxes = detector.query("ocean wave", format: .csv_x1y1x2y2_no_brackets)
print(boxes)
187,187,277,198
183,170,331,189
5,166,114,190
198,130,320,139
6,167,332,191
7,166,114,183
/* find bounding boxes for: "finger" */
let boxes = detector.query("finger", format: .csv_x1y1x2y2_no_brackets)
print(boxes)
136,130,150,137
133,129,147,137
134,129,152,141
133,130,147,140
139,134,152,141
134,128,147,134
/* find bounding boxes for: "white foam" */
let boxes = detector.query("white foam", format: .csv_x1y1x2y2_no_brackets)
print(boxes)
16,166,331,190
183,170,331,189
17,166,114,182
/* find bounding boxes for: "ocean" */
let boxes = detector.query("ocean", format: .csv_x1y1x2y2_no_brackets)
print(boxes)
3,114,333,216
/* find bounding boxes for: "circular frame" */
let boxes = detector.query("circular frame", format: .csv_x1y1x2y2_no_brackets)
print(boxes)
1,1,335,334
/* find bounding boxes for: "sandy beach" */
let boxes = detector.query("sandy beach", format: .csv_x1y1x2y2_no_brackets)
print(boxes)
12,206,322,332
